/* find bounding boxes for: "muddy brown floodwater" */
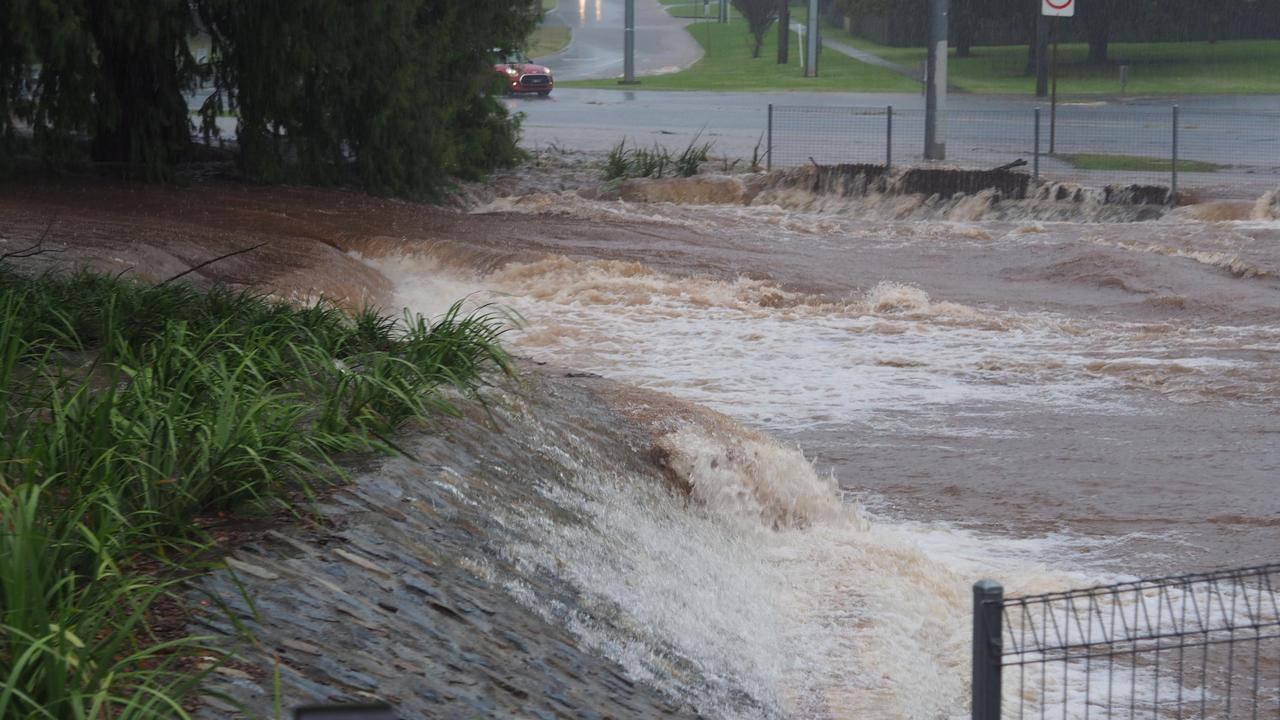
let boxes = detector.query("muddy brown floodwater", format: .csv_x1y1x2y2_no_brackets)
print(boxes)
3,165,1277,718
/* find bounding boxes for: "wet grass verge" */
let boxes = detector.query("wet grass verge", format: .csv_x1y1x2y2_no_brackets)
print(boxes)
561,16,919,93
1053,153,1225,173
0,267,511,718
527,26,571,59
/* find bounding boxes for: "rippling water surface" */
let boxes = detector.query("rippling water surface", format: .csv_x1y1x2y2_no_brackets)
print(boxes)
373,191,1280,576
353,186,1280,716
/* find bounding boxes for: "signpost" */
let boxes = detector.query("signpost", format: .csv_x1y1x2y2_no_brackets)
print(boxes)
924,0,948,160
1042,0,1073,17
1042,0,1073,154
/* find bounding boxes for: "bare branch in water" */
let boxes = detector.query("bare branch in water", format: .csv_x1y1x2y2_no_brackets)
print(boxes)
158,242,268,287
1,215,66,262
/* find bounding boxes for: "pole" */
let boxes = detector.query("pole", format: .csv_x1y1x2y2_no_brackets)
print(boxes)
777,0,790,64
971,580,1004,720
924,0,948,160
621,0,637,84
1171,104,1179,205
705,0,711,51
719,0,727,23
886,105,893,169
1049,17,1058,154
806,0,819,77
767,103,774,171
1033,107,1041,185
1035,14,1049,98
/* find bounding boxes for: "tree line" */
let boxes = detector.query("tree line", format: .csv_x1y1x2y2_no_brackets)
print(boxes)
833,0,1277,63
0,1,540,197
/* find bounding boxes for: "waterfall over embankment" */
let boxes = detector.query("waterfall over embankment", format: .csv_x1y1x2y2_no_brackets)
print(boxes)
194,351,1093,720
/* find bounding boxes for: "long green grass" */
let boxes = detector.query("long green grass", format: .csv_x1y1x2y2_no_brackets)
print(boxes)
562,16,920,92
0,268,512,718
827,33,1280,96
526,25,571,59
604,135,713,180
1052,153,1224,173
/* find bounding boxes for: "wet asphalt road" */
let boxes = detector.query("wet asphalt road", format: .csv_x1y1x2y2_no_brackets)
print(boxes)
534,0,702,81
512,89,1280,195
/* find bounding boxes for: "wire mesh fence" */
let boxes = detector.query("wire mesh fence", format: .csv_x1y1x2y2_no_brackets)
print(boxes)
972,565,1280,720
767,104,1280,199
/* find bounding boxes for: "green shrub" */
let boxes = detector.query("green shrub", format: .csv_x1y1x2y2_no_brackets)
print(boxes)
0,268,512,717
603,135,713,181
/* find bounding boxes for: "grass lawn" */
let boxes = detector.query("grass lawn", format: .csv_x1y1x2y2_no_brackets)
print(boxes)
562,17,919,92
1053,153,1225,173
542,0,557,10
527,25,571,58
659,0,741,20
831,34,1280,95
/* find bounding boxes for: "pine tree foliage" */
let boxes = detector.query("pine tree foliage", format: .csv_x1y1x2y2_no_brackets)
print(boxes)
0,0,540,196
0,0,194,178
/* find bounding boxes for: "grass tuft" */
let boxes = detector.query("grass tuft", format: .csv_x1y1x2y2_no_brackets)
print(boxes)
603,135,713,180
0,267,512,718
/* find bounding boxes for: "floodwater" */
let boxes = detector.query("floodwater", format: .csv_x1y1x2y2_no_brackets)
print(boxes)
356,179,1280,717
372,183,1280,575
5,172,1276,718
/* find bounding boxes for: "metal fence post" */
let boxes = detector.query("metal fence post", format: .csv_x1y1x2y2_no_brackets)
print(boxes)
1170,104,1179,205
886,105,893,169
1033,107,1040,185
766,103,773,171
972,580,1004,720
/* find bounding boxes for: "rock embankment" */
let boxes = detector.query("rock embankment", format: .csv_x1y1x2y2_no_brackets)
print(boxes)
193,366,728,719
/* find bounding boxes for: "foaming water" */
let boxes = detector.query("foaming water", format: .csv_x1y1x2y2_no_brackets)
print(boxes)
500,421,1109,719
497,415,1274,719
370,250,1278,431
473,182,1166,226
356,183,1279,716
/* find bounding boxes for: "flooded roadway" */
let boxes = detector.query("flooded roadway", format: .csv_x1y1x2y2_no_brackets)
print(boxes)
5,170,1277,717
377,179,1280,574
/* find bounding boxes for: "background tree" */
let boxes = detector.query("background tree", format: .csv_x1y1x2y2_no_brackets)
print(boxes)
86,0,196,178
197,0,539,197
732,0,779,58
777,0,790,64
1080,0,1122,63
1,0,540,197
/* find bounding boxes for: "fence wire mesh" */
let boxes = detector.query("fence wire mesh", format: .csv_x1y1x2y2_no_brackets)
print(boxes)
984,565,1280,720
769,104,1280,198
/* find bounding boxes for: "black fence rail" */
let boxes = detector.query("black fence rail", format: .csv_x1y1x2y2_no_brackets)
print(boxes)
766,104,1280,199
972,565,1280,720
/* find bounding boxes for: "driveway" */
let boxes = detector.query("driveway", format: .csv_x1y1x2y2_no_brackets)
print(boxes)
535,0,703,81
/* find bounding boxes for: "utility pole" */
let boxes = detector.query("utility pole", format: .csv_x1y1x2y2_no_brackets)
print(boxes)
777,0,790,64
621,0,638,84
1035,13,1049,97
924,0,948,160
805,0,819,77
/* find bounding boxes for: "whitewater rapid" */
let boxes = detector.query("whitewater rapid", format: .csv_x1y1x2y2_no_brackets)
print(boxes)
354,185,1280,718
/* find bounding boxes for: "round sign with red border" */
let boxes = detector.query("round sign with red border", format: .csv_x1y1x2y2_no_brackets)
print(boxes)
1043,0,1074,15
